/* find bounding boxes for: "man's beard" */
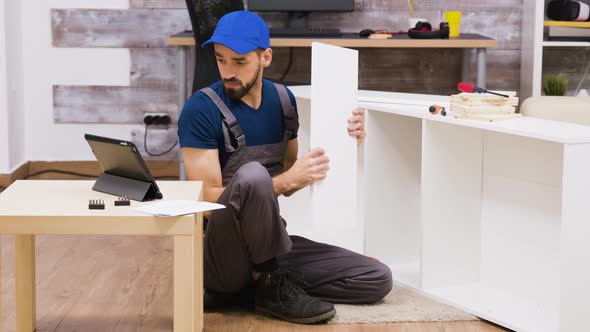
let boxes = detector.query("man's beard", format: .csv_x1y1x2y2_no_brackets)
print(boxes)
223,65,261,100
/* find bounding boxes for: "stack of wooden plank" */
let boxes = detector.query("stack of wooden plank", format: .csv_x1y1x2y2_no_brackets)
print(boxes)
450,92,520,122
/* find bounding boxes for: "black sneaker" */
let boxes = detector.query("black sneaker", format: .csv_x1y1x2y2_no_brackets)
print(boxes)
255,270,336,324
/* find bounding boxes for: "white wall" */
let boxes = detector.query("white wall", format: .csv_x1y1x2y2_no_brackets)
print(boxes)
4,0,25,173
13,0,139,164
0,0,10,173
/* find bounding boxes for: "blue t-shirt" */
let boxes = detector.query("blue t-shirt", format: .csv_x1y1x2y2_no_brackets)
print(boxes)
178,79,298,170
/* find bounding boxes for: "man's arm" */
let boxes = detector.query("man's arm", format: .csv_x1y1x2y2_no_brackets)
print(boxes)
182,147,224,215
273,138,330,197
273,138,299,197
275,107,366,197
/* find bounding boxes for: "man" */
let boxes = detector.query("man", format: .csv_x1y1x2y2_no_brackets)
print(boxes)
178,10,392,324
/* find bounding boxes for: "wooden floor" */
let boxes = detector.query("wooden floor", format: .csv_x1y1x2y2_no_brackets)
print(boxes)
0,235,509,332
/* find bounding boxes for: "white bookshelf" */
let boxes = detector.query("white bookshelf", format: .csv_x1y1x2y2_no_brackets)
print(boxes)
521,0,590,100
287,86,590,332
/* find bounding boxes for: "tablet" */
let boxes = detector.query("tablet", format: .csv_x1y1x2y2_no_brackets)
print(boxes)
85,134,163,200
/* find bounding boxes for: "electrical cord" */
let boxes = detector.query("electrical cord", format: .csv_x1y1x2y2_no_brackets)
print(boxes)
0,171,179,193
144,123,178,157
1,130,179,191
280,47,294,82
21,169,177,180
27,169,98,178
155,176,181,180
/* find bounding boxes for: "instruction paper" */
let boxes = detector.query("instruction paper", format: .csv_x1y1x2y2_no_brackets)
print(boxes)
133,200,225,217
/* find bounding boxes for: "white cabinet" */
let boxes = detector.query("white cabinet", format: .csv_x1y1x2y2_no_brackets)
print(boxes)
288,86,590,331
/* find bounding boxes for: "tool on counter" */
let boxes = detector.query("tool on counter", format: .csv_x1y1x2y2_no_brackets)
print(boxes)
429,104,447,116
457,82,509,98
89,199,105,210
115,196,131,206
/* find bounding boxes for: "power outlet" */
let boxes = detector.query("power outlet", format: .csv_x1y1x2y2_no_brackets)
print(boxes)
143,112,171,126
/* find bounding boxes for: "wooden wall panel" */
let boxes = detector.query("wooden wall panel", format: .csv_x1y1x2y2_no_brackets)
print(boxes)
361,0,520,11
130,0,186,9
53,48,179,125
479,49,521,91
264,48,312,85
53,86,178,124
358,49,463,94
130,128,179,160
130,48,178,88
51,9,190,48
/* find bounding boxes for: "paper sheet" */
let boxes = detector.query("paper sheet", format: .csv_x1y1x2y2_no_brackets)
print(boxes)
133,200,225,217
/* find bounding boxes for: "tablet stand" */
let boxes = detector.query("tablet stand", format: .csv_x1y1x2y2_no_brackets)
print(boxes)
92,173,160,201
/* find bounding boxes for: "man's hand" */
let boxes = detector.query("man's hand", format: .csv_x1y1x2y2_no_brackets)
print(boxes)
348,107,366,145
274,147,329,195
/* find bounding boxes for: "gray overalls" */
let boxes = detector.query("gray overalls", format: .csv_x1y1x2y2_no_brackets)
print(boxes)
199,83,392,304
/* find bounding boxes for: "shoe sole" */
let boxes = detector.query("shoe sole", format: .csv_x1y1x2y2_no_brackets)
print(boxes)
255,306,336,324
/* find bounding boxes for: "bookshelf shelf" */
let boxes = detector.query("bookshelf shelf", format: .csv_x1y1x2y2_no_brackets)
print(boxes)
543,41,590,47
521,2,590,100
544,20,590,28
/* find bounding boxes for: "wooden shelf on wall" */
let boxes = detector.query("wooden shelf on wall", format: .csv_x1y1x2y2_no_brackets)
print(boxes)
544,20,590,28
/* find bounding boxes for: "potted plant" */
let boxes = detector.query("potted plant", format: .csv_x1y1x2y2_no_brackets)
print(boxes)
543,74,569,96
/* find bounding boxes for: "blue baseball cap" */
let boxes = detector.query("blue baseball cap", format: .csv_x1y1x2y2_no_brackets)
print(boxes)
201,11,270,54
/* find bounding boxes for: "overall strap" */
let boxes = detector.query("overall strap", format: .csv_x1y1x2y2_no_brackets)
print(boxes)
274,83,299,141
200,87,246,152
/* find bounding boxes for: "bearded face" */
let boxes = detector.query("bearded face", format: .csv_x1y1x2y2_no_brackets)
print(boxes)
214,44,265,100
222,61,261,100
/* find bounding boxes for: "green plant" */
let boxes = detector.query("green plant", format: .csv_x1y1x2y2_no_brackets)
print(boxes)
543,74,569,96
409,0,415,17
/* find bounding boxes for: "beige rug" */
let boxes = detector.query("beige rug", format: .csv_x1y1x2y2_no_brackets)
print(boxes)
329,283,478,324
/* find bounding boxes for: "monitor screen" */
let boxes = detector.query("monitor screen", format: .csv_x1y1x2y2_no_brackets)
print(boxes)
248,0,354,12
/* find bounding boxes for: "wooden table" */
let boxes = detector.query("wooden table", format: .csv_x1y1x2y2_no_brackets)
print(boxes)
167,31,496,94
0,180,204,332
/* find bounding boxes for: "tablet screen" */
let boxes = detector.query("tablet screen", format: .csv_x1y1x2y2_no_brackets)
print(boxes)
85,134,158,186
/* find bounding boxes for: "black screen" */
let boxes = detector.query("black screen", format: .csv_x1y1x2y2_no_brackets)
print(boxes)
85,134,155,183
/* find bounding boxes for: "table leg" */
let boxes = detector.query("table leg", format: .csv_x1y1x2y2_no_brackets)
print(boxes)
178,46,188,181
461,49,471,83
476,48,487,89
173,214,203,331
15,235,35,332
0,235,2,332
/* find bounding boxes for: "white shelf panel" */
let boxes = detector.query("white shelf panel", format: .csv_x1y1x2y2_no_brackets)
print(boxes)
362,101,590,144
289,86,449,107
363,110,422,283
543,41,590,47
292,86,590,145
426,283,559,332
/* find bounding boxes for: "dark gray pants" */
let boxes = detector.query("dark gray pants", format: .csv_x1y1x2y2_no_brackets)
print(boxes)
204,162,393,304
